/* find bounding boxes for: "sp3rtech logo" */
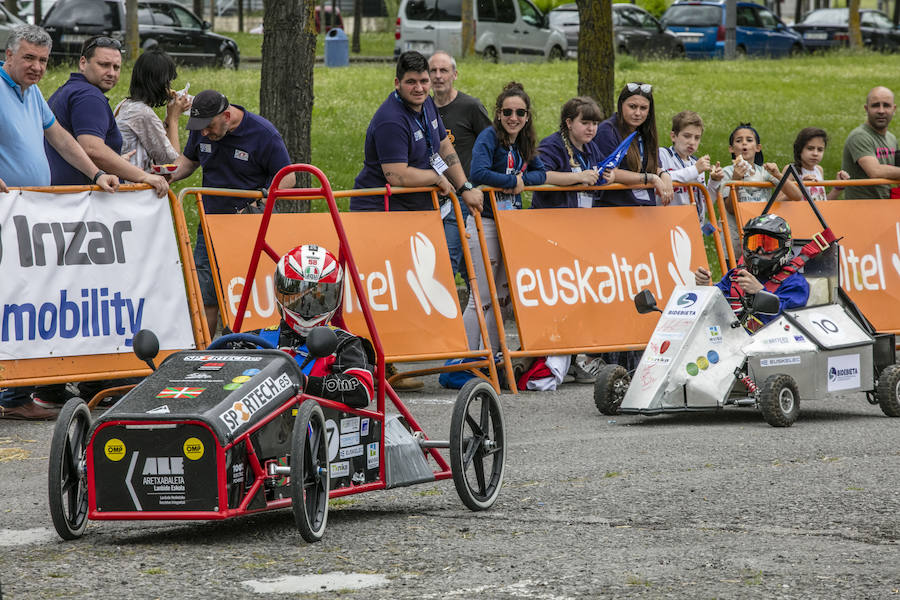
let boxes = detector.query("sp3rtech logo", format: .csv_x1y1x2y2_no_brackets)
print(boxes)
677,292,698,308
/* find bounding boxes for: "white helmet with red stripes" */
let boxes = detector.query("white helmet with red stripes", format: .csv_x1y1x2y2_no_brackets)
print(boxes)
274,244,343,337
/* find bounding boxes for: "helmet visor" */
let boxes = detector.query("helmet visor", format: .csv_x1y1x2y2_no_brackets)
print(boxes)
277,280,341,320
744,233,782,254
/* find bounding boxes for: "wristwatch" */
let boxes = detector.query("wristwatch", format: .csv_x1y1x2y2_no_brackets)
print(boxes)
91,170,106,185
456,181,474,196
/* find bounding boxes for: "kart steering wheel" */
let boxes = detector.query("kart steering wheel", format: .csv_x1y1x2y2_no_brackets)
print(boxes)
206,333,276,350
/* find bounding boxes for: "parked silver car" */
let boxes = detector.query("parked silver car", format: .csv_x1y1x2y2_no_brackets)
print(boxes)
394,0,568,62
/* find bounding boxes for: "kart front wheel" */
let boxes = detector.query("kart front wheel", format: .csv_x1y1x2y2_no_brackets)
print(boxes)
758,374,800,427
875,364,900,417
450,379,505,511
594,365,630,415
48,398,91,540
290,399,330,542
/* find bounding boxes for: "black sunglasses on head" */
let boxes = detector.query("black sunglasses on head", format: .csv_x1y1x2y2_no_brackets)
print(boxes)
82,36,122,56
501,108,527,118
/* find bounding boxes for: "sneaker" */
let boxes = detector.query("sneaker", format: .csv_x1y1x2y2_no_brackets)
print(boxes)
571,356,604,384
385,363,424,392
0,400,59,420
32,396,67,410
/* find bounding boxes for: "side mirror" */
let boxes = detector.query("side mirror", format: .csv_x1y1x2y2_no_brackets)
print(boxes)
201,20,211,30
306,326,338,358
133,329,159,371
634,290,663,314
752,290,781,315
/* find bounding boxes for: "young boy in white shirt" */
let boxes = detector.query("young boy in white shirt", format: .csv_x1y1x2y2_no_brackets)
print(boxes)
657,110,711,225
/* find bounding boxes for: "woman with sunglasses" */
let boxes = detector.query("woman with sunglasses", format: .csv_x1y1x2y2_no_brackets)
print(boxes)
464,82,546,353
114,48,191,172
593,82,674,207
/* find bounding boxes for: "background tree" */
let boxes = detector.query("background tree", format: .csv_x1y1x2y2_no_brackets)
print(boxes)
848,0,862,48
461,0,474,57
352,0,362,53
575,0,614,118
126,0,139,61
4,0,15,14
194,0,203,18
260,0,316,211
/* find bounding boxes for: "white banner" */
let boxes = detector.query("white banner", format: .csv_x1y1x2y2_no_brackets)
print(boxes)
0,189,196,360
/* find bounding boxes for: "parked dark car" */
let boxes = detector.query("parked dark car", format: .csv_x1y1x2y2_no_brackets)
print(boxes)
793,8,900,52
42,0,240,68
660,1,804,58
548,2,685,58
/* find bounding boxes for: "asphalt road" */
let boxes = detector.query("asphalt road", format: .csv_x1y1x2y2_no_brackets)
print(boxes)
1,378,899,599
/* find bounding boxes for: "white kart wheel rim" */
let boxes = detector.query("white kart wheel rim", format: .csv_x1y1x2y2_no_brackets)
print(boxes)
778,388,795,413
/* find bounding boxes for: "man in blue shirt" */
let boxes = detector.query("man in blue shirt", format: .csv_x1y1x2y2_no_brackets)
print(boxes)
695,214,809,332
0,25,121,420
44,35,168,196
169,89,294,335
352,51,482,214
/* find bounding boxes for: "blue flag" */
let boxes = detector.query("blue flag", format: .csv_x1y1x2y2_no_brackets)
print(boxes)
597,131,638,184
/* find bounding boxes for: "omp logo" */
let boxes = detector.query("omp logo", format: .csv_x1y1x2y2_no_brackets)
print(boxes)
667,226,694,286
829,366,858,381
183,437,204,460
406,232,458,318
677,292,698,307
104,438,126,461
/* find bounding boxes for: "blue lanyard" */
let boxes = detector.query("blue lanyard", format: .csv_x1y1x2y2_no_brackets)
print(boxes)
574,148,588,171
394,91,434,156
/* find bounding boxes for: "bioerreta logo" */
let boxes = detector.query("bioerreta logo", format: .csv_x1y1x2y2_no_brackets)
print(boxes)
676,292,698,308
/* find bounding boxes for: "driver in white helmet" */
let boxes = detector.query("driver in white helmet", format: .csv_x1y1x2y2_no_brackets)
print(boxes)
256,244,375,409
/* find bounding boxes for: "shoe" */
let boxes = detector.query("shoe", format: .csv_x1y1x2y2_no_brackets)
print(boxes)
0,400,59,420
385,363,424,391
571,356,605,384
32,395,67,410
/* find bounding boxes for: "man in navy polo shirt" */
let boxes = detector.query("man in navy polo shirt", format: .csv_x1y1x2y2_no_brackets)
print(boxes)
169,89,293,335
44,36,168,196
352,51,482,214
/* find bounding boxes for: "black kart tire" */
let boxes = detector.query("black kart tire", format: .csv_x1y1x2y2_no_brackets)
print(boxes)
450,379,505,511
875,364,900,417
758,374,800,427
593,365,630,415
48,398,91,540
291,400,330,542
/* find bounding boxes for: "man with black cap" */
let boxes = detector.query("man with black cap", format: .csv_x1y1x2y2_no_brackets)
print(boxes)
169,89,293,334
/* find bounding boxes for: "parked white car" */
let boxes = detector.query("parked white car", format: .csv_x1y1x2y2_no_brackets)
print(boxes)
394,0,567,62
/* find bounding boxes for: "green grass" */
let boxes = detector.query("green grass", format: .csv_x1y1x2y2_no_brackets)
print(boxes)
222,30,396,59
34,49,900,250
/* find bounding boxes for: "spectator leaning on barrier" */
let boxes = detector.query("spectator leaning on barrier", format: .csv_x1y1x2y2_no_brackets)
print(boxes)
593,82,674,207
351,51,483,215
114,48,191,173
44,35,168,197
532,96,610,209
658,110,710,221
0,25,121,421
842,86,900,200
428,50,492,282
168,89,294,336
466,81,546,355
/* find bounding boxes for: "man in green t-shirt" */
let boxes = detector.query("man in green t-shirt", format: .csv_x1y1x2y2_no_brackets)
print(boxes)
842,86,900,199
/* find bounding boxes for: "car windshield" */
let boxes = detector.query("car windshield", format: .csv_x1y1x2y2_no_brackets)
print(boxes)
801,8,848,25
661,4,720,27
549,9,577,27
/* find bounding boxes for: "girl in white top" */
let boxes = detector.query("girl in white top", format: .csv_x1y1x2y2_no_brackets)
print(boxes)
789,127,850,201
114,48,191,173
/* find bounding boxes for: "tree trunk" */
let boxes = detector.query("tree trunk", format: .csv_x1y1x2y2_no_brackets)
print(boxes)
126,0,139,61
4,0,16,14
352,0,362,53
34,0,42,25
893,0,899,26
319,0,326,32
461,0,474,57
794,0,804,27
848,0,862,48
261,0,315,212
238,0,244,32
194,0,203,19
209,0,215,29
575,0,614,119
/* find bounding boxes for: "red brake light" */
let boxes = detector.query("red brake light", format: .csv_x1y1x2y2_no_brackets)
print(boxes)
716,24,725,41
395,17,401,40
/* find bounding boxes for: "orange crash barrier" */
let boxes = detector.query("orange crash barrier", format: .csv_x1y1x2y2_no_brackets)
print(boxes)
0,185,210,408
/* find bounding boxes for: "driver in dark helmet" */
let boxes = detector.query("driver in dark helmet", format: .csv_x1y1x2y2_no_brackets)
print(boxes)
694,214,810,332
255,244,375,408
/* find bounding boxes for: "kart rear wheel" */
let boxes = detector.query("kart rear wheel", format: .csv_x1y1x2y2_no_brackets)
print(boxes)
758,374,800,427
450,379,505,511
48,398,91,540
875,364,900,417
290,399,330,542
594,365,630,415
